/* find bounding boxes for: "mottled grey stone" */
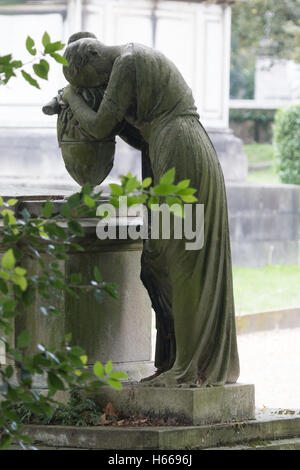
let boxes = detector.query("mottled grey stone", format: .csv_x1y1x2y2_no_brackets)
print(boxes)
227,183,300,267
22,409,300,450
91,383,255,426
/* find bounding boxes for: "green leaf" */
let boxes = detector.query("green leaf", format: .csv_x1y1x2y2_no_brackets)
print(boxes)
105,360,113,375
33,59,49,80
61,203,71,217
102,283,118,299
81,183,92,195
5,365,14,379
2,248,16,270
12,273,27,291
1,209,16,225
0,434,12,450
41,200,54,218
47,372,65,391
10,60,22,69
0,279,8,294
153,184,177,196
0,196,3,206
21,70,40,89
177,187,197,196
107,378,122,390
17,330,31,348
110,371,128,380
15,266,27,276
80,355,88,365
166,196,182,207
42,31,51,48
50,53,68,66
93,266,102,282
141,177,152,188
138,194,148,204
177,179,190,190
68,220,84,237
180,195,198,203
2,299,18,314
45,41,65,54
160,168,175,185
109,183,123,196
125,177,140,193
0,270,10,280
0,54,12,65
147,196,159,209
7,198,18,206
83,194,95,208
93,361,104,378
26,36,36,56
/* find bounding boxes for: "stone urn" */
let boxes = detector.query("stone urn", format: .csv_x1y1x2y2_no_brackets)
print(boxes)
43,87,115,187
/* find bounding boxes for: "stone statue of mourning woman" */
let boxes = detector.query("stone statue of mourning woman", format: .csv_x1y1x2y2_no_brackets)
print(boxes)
43,32,240,388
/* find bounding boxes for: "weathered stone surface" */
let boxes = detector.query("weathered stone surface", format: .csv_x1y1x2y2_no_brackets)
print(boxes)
91,383,255,426
22,410,300,450
209,128,248,183
1,200,153,380
207,437,300,450
226,183,300,267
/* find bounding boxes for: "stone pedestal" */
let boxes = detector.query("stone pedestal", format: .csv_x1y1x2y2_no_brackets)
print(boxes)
92,383,255,425
4,197,153,382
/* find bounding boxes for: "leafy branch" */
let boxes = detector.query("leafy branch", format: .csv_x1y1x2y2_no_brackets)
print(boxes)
0,31,67,88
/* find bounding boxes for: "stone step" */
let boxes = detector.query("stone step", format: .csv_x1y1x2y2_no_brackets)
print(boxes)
22,409,300,450
207,437,300,450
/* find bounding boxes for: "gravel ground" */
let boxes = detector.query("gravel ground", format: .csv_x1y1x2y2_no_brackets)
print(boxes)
237,327,300,410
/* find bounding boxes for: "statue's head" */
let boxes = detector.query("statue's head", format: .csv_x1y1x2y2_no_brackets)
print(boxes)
63,32,113,88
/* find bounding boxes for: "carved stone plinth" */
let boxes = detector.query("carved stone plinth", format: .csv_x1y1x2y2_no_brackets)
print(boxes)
92,383,255,425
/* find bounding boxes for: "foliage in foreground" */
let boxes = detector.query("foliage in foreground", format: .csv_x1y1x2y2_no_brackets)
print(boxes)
273,104,300,184
14,388,103,427
0,173,197,449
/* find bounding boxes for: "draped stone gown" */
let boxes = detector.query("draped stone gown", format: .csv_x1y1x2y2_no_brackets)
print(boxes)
79,42,240,386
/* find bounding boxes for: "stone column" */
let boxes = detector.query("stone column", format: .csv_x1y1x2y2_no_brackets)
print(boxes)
4,197,154,384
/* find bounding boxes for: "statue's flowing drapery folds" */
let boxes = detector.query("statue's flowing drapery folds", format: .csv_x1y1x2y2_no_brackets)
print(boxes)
57,41,240,386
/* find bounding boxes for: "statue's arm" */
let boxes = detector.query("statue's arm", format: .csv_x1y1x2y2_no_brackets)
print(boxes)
118,122,145,151
63,54,135,140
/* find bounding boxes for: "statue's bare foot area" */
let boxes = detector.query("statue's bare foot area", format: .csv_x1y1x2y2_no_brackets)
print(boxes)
140,369,164,383
140,370,178,387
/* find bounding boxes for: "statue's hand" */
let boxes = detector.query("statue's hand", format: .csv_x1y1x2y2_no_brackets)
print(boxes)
62,84,76,104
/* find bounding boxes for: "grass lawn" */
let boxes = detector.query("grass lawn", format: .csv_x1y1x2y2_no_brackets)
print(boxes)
244,143,280,184
247,167,280,184
244,143,275,165
233,265,300,314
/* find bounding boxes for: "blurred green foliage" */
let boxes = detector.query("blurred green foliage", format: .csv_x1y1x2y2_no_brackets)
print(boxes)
231,0,300,98
274,104,300,184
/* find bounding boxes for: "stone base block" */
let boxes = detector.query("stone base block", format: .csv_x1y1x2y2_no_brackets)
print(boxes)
22,408,300,450
92,383,255,425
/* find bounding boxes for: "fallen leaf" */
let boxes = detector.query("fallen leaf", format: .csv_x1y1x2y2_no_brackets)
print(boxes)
104,402,117,417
